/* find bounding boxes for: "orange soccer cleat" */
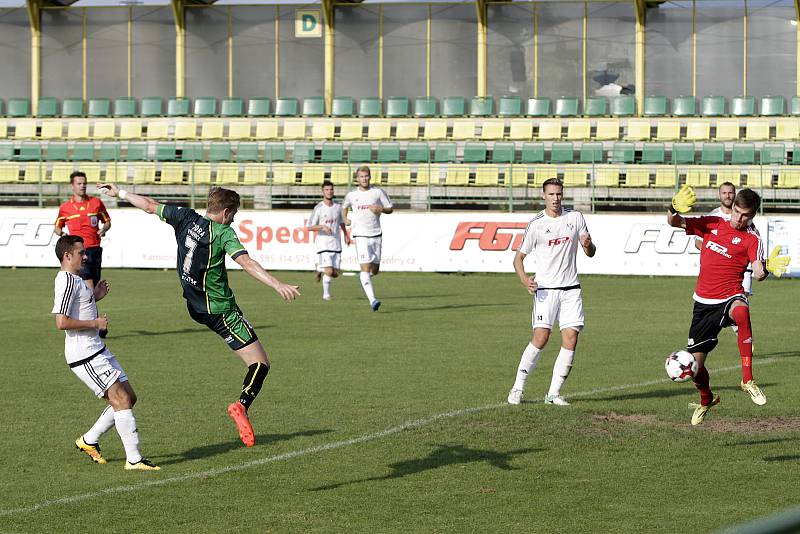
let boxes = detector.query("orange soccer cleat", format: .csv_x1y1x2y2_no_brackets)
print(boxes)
227,402,255,447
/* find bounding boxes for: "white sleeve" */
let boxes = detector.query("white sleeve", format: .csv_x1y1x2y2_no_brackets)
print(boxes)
308,206,319,227
518,223,536,255
52,272,77,316
577,212,589,235
342,193,352,209
378,189,393,208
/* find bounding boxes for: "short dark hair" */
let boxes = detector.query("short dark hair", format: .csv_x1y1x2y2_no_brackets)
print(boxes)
718,181,736,191
69,171,87,184
734,188,761,213
207,187,240,214
55,235,84,262
542,178,563,191
322,180,333,189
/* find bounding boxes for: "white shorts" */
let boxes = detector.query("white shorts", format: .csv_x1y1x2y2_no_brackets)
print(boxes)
531,287,585,331
354,236,382,265
316,251,341,272
69,348,128,398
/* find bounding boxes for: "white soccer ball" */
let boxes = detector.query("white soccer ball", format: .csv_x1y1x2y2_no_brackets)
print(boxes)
665,350,698,382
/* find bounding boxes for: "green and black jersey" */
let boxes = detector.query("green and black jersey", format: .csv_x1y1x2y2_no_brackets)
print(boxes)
158,204,248,314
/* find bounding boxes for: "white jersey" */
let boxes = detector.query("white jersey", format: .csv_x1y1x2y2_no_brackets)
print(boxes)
708,206,732,220
52,271,104,365
517,208,589,288
309,201,344,253
342,187,392,237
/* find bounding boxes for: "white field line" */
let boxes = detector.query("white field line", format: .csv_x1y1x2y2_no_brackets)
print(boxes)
0,357,781,518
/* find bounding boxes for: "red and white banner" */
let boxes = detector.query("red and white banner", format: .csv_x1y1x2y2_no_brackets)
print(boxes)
0,208,794,277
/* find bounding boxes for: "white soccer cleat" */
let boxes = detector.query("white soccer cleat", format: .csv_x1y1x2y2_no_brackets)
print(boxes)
507,389,523,405
322,295,332,301
544,394,570,406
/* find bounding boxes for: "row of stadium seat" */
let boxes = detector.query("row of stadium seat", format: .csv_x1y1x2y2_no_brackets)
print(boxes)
2,161,798,188
2,141,798,166
0,94,797,119
5,117,800,142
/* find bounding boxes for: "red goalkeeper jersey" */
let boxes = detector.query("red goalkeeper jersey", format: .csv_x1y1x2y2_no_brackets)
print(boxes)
54,197,110,249
684,216,764,303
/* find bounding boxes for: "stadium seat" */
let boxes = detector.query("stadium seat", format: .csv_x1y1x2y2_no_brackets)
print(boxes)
474,165,500,186
348,142,373,163
760,143,785,164
215,163,240,184
0,162,19,182
271,163,297,185
386,97,410,118
643,95,668,116
7,98,30,117
81,163,102,183
22,163,43,182
701,96,726,117
133,163,156,184
563,166,587,186
329,164,351,185
155,142,177,161
508,120,532,140
791,97,800,116
442,96,465,117
140,97,163,117
292,142,315,163
331,97,354,117
386,164,411,185
235,142,260,163
167,98,190,117
88,98,111,118
715,167,742,186
623,168,650,187
508,166,528,187
611,142,635,164
120,120,143,140
444,165,469,186
14,119,36,139
423,119,447,140
583,97,608,117
282,120,306,140
72,142,95,161
566,119,590,140
579,142,605,164
45,142,68,161
550,142,574,163
201,121,224,140
339,119,363,140
744,166,768,188
159,163,185,184
777,167,800,187
241,163,266,184
299,164,324,185
775,119,799,141
18,142,42,161
744,120,770,141
685,120,710,141
221,98,244,117
180,142,204,162
700,143,725,165
264,142,286,162
760,95,785,116
126,142,148,161
672,95,695,117
247,98,271,117
103,162,128,182
414,164,434,185
413,97,437,117
625,119,651,141
228,120,251,140
714,120,740,141
311,120,335,140
208,142,231,162
731,96,755,117
405,142,430,163
491,142,515,164
452,119,476,140
480,120,504,140
92,120,115,140
434,142,457,163
367,120,391,140
731,143,755,165
537,119,561,140
672,142,695,164
359,97,382,117
146,120,169,140
533,165,557,186
98,142,121,161
320,142,344,163
395,120,419,140
469,96,493,117
255,120,279,140
685,167,711,187
555,97,579,117
37,98,58,118
51,163,74,183
174,120,197,140
611,95,635,117
654,166,677,187
521,142,545,164
641,143,666,164
377,142,400,163
655,120,680,141
40,120,63,139
595,119,620,141
303,97,325,117
463,142,487,163
0,141,14,160
276,97,299,117
193,97,217,117
498,96,522,117
526,97,551,117
0,120,6,139
594,166,620,186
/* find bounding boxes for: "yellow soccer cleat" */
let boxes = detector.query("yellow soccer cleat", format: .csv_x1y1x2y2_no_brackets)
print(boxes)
671,184,697,214
740,380,767,406
124,458,161,471
765,246,791,278
75,436,107,464
689,395,720,426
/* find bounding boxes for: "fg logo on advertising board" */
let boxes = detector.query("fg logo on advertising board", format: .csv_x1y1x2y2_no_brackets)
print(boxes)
624,224,698,254
0,219,57,247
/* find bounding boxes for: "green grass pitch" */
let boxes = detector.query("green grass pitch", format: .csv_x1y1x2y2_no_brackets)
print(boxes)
1,268,799,533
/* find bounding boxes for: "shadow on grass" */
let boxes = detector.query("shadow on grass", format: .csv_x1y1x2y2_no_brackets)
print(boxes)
764,455,800,462
379,303,514,314
109,325,271,339
153,428,333,466
311,443,542,491
724,436,800,447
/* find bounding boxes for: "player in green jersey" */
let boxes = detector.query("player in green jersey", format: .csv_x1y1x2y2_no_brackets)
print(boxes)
98,184,301,447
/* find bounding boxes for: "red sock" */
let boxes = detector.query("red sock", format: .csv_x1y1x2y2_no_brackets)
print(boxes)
731,306,754,383
692,365,713,406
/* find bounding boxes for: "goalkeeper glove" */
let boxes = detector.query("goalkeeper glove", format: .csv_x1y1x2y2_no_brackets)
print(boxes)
671,185,697,214
766,246,791,278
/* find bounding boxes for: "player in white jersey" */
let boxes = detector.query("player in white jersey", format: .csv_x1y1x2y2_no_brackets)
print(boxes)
307,180,350,300
52,235,159,470
507,179,596,406
342,166,393,311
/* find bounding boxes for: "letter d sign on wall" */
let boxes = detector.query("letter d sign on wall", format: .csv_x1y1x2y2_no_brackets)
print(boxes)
296,9,322,38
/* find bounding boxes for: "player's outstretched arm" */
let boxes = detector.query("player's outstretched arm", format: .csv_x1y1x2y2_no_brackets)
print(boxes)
513,251,537,295
234,253,301,301
97,183,159,215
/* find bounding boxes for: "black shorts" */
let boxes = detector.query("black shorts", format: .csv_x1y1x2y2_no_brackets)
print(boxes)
80,246,103,285
187,304,258,351
687,295,748,354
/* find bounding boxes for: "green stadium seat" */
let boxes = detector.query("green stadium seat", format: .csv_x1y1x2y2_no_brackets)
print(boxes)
264,142,286,162
98,142,121,161
208,142,232,162
88,98,111,118
18,142,42,161
701,96,726,117
332,97,354,117
359,97,382,117
126,142,148,161
72,142,95,161
37,98,58,118
0,141,15,160
377,142,400,163
405,142,430,163
700,143,725,165
46,142,69,161
550,142,574,163
141,97,163,117
583,97,608,117
672,95,696,117
248,98,271,117
167,98,190,117
434,142,457,163
521,142,545,163
579,142,605,163
221,98,244,117
276,97,299,117
555,97,579,117
731,96,755,117
611,142,635,164
611,95,635,117
193,97,217,117
672,142,695,164
413,97,437,118
180,142,204,161
463,142,487,163
641,143,666,164
469,96,493,117
731,143,755,165
442,97,465,117
791,97,800,117
526,97,551,117
348,142,372,162
760,95,785,116
8,98,30,117
235,142,260,162
498,96,522,117
289,142,313,163
303,97,325,117
113,98,136,117
385,97,409,118
643,95,668,116
491,142,515,163
791,146,800,165
320,142,344,163
761,143,785,164
155,142,177,161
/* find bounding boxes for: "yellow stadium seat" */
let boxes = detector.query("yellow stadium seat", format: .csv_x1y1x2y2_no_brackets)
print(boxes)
174,120,197,140
40,120,63,140
67,120,90,139
14,119,37,139
444,165,468,186
714,120,740,141
623,168,650,187
715,167,742,187
479,120,504,140
474,165,500,186
395,120,419,140
159,163,185,184
537,119,562,140
367,165,384,185
215,163,240,184
685,120,710,141
23,163,44,183
228,120,251,140
255,120,279,140
0,163,19,183
510,166,530,187
451,120,476,140
777,167,800,188
339,120,363,140
533,165,557,186
508,120,532,140
566,120,591,141
655,120,680,141
133,163,156,184
146,120,169,140
595,119,620,141
367,120,391,140
654,166,676,187
311,120,335,140
384,165,410,185
0,120,7,138
744,120,770,141
120,120,143,140
744,166,768,188
414,165,432,185
91,120,116,140
271,163,297,185
50,163,74,183
775,119,799,141
242,163,267,184
593,166,619,186
189,162,212,184
330,164,351,185
282,120,306,140
423,119,447,140
104,163,128,183
81,163,102,183
201,121,224,140
300,164,325,185
563,166,588,186
625,119,651,141
685,167,711,187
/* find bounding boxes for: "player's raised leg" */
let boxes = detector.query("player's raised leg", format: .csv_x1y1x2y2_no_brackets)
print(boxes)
76,405,115,464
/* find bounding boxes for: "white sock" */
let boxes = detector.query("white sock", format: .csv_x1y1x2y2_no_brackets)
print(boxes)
359,271,376,303
512,343,542,391
84,405,115,444
548,347,575,397
113,409,142,464
322,275,332,298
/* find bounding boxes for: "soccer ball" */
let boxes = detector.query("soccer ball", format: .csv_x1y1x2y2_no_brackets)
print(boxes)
665,350,698,382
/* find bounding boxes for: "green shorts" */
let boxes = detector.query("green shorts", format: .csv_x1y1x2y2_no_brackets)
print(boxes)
188,304,258,351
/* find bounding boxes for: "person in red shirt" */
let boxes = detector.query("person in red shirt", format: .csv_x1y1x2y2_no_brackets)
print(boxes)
667,186,789,425
54,171,111,336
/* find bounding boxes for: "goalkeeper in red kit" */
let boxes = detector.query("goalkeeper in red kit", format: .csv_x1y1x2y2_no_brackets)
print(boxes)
667,185,790,425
